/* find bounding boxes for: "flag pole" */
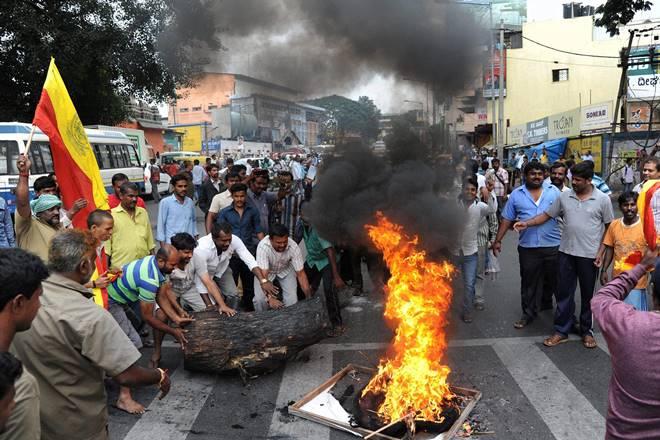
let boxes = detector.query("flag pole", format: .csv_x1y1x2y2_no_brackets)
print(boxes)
22,125,36,157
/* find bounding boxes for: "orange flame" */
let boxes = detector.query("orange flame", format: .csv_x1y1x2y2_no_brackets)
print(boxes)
361,212,456,422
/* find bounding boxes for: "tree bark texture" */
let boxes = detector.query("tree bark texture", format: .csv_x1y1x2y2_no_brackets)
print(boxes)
184,295,330,375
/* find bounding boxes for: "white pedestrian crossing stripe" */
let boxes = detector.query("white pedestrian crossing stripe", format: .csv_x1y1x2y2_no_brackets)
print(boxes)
131,336,611,440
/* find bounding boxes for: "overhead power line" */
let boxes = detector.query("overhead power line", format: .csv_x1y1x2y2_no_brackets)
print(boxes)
521,35,620,59
506,55,618,68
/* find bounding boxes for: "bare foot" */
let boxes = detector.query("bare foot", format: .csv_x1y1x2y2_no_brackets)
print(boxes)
148,353,161,369
115,396,145,415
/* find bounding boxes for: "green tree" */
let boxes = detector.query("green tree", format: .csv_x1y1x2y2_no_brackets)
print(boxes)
0,0,219,125
306,94,381,144
595,0,653,36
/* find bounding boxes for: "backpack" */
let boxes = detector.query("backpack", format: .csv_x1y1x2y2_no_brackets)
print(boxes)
150,165,161,183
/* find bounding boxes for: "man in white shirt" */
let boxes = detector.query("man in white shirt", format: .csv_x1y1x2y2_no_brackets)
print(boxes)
194,223,275,310
290,157,306,194
206,171,240,234
581,150,594,162
453,176,496,323
633,157,660,193
254,224,312,311
622,157,635,193
168,233,236,314
151,232,236,368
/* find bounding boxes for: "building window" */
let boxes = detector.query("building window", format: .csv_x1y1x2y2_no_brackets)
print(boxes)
552,68,569,82
192,106,202,111
179,107,189,113
208,104,217,110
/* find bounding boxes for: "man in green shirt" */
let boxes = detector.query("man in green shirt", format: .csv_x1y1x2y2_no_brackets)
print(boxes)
298,202,345,335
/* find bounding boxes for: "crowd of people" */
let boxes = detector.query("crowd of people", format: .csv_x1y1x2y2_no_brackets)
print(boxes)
0,150,345,439
456,150,660,438
1,144,660,439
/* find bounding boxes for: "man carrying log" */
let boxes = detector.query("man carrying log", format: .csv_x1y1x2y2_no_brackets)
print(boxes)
254,223,312,311
105,245,191,414
194,222,277,310
150,233,238,368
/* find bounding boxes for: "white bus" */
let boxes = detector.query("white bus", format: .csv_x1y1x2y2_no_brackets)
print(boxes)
0,122,166,213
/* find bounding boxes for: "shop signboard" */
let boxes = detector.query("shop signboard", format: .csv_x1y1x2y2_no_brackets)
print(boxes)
524,117,549,144
548,108,580,139
507,123,525,145
483,46,507,99
627,46,660,100
627,101,660,132
580,102,612,132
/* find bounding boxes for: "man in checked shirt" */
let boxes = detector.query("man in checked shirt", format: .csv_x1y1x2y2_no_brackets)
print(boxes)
253,223,312,311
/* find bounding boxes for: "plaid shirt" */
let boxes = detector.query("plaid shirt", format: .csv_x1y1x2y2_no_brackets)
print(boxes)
256,236,305,281
490,168,509,197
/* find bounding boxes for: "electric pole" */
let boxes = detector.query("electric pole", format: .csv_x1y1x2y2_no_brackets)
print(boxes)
489,2,496,150
607,29,635,179
497,19,505,159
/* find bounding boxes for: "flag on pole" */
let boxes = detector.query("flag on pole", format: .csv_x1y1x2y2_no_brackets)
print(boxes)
32,58,109,228
638,179,660,250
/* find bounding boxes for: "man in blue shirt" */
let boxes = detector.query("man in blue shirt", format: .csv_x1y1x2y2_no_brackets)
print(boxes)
493,161,561,329
218,183,264,311
156,174,198,247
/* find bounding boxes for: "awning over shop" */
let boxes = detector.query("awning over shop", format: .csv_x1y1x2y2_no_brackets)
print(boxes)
525,138,567,164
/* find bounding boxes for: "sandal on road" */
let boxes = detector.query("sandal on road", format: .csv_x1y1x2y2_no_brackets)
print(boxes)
582,335,597,349
513,319,530,329
543,333,569,347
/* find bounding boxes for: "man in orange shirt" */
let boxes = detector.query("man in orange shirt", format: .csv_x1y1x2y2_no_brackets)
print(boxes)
598,192,649,310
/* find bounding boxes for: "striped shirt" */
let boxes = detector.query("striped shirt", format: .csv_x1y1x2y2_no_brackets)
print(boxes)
477,212,498,248
274,192,304,237
107,256,165,304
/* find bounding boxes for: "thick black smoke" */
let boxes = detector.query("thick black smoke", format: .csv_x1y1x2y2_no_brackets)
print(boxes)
207,0,485,97
308,149,464,256
195,1,481,252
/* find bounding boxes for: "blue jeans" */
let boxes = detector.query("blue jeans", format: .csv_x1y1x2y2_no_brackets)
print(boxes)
456,252,478,315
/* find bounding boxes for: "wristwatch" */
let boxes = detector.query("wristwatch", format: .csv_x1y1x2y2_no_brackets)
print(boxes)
260,278,269,285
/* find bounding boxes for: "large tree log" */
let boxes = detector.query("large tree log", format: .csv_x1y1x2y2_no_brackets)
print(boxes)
184,296,330,376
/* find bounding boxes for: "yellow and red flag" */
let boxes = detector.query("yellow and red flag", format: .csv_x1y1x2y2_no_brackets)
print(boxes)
637,179,660,250
91,247,109,309
32,58,109,228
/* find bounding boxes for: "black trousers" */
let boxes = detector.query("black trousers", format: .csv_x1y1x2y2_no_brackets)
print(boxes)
304,263,343,326
554,252,598,337
518,246,559,320
230,255,256,312
339,247,389,291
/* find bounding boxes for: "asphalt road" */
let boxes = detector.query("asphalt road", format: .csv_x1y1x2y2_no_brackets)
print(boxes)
107,197,613,440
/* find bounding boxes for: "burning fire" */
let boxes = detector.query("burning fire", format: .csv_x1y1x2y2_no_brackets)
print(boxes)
361,212,456,422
